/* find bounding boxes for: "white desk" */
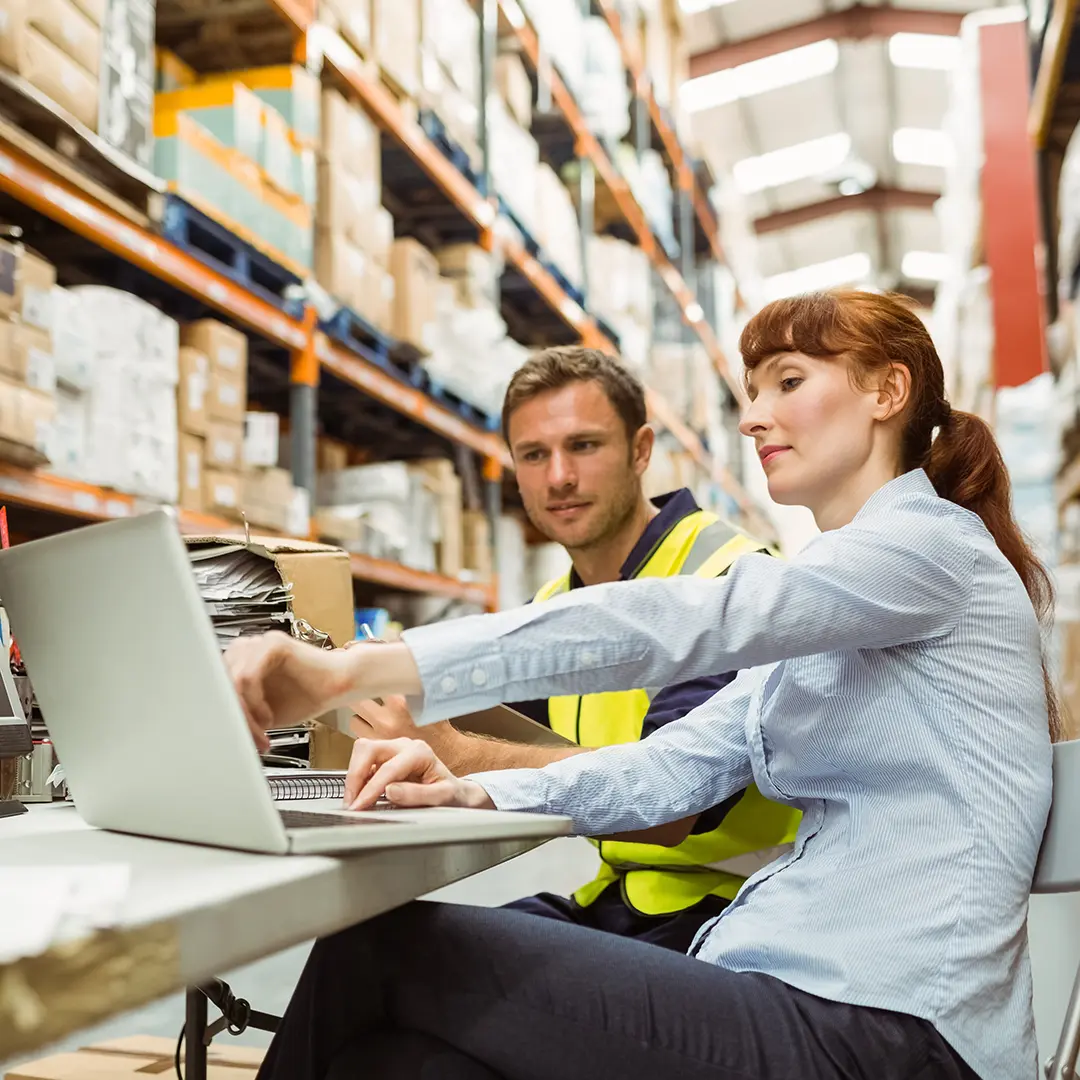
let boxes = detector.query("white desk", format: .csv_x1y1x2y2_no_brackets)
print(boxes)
0,804,565,1063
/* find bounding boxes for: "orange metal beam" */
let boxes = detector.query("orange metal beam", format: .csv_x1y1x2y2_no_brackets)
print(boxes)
753,186,939,235
317,336,512,467
978,19,1049,387
349,551,496,606
689,5,964,78
1030,0,1080,147
0,141,308,351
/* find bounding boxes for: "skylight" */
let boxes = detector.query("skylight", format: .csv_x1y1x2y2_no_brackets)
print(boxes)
762,253,873,302
733,132,852,194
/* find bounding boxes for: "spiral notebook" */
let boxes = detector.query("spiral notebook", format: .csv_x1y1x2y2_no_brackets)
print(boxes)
265,769,348,802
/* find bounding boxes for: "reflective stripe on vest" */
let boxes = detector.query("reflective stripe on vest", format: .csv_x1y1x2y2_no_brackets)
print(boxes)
535,510,803,915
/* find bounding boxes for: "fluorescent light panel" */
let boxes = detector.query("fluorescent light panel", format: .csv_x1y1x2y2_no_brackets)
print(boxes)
893,127,953,168
763,253,873,302
888,33,962,70
680,0,739,13
682,39,839,112
901,251,951,282
733,132,851,194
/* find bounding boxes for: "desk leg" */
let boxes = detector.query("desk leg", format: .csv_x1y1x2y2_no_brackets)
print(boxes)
185,987,208,1080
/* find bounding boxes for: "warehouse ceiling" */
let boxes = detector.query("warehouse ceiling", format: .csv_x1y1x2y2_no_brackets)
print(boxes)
681,0,1012,304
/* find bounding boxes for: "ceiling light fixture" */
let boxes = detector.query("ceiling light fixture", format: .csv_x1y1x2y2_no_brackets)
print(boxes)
901,250,951,282
681,38,840,112
679,0,740,13
733,132,852,194
762,253,873,302
888,33,962,70
892,127,954,168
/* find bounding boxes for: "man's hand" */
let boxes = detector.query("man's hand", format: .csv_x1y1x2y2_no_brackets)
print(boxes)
344,737,495,811
225,632,354,751
350,695,462,761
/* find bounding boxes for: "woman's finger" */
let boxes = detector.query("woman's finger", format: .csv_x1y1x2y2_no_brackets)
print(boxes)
349,741,432,810
344,738,412,806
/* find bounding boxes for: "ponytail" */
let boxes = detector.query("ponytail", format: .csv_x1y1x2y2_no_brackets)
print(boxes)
927,409,1062,740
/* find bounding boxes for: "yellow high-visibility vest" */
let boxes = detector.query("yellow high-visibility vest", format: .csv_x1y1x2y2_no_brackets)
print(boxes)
535,509,801,916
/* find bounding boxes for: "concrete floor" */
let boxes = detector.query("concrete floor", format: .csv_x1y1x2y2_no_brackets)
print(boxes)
1,838,599,1075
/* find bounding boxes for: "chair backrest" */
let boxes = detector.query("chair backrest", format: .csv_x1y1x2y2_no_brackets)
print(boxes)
1033,738,1080,894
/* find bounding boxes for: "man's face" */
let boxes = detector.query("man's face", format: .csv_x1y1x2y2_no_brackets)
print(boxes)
507,380,652,552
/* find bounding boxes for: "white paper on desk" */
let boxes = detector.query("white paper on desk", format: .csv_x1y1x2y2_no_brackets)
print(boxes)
0,865,130,963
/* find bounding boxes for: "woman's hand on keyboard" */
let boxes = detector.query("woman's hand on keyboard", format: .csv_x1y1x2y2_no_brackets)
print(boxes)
344,738,495,811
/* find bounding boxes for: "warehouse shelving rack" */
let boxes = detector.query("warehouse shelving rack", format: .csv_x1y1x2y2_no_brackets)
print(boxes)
0,0,773,610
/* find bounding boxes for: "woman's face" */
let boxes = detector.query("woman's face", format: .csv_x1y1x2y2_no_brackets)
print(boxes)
739,351,891,514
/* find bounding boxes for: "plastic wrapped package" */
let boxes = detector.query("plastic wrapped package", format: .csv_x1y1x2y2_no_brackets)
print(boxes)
496,514,530,611
422,0,480,101
520,0,586,98
587,236,652,326
608,314,650,374
488,95,540,236
579,17,630,142
534,164,583,288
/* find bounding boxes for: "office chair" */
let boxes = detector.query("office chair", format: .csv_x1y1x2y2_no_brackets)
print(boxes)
1033,737,1080,1080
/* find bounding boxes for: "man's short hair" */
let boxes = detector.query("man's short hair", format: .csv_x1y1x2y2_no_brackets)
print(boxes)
501,346,648,443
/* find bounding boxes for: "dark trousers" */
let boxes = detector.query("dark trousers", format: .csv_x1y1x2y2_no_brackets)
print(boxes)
505,886,728,953
256,901,979,1080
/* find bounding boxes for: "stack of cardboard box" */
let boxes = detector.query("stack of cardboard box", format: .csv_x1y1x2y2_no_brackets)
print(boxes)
0,243,56,467
315,458,464,577
47,286,178,502
587,236,653,372
0,0,104,131
390,238,440,350
376,0,421,102
241,410,309,534
315,88,395,332
534,164,583,289
154,65,319,273
178,319,248,519
321,0,372,59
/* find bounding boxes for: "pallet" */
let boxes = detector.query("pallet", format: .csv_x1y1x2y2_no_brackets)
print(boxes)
497,197,540,256
157,194,304,313
406,365,499,431
540,257,585,310
595,316,622,351
320,304,394,367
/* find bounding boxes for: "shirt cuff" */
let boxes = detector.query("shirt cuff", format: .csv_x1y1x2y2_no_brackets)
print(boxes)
465,768,553,814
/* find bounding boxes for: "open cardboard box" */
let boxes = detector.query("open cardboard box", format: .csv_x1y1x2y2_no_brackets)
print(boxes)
184,533,356,765
5,1035,264,1079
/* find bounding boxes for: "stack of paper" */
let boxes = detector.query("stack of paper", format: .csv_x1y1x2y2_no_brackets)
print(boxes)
188,544,292,650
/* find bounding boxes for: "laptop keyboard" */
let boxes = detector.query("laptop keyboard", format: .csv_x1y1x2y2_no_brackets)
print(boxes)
280,808,403,829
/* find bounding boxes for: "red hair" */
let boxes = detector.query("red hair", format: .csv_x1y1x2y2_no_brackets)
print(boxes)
740,289,1061,740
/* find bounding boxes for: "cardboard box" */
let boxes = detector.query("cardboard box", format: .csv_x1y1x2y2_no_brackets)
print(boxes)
314,231,394,331
205,419,244,470
318,460,412,503
0,244,58,329
0,374,54,465
373,0,420,98
244,410,279,467
209,371,247,426
242,465,293,531
389,237,438,349
186,532,355,647
463,508,492,579
178,431,205,512
0,321,54,393
12,26,99,129
321,0,371,56
434,243,498,309
177,346,210,435
496,53,531,130
0,0,103,77
180,319,248,380
203,467,242,518
316,163,392,264
317,437,349,472
320,88,381,182
6,1035,265,1080
411,458,463,578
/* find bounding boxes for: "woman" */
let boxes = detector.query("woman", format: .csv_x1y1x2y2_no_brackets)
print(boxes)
228,290,1057,1080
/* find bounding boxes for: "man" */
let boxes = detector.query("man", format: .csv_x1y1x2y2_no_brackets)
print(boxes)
353,346,799,952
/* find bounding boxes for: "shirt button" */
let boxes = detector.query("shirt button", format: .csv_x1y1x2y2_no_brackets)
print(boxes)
582,651,597,667
440,676,457,695
471,669,488,687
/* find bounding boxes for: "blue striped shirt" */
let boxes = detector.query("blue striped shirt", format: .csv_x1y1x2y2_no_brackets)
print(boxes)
402,470,1052,1079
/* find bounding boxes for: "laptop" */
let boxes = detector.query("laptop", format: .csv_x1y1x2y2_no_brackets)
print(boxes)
0,511,571,855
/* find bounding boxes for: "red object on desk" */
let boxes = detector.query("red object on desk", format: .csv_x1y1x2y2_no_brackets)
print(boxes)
0,505,22,669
